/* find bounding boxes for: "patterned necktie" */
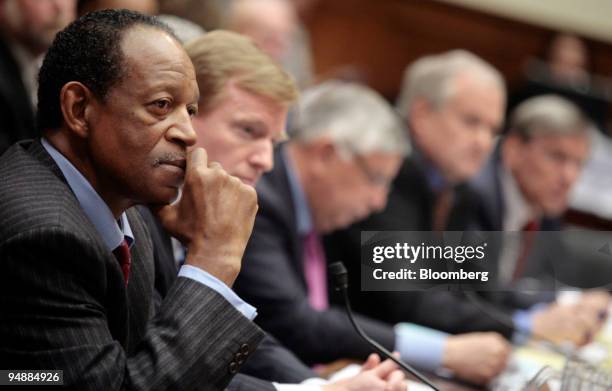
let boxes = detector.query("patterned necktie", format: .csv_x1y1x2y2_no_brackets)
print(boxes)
303,230,329,310
113,239,131,285
512,220,539,281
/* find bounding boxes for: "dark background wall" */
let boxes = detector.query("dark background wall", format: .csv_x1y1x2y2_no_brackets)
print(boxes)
304,0,612,101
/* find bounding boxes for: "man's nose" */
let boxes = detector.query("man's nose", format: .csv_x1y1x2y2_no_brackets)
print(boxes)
167,108,197,147
250,140,274,173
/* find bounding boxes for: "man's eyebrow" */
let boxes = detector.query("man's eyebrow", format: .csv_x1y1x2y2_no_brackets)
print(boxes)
233,115,266,126
138,79,200,102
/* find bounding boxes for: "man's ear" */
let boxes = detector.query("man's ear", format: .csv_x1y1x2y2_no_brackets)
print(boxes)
59,81,94,138
309,136,339,164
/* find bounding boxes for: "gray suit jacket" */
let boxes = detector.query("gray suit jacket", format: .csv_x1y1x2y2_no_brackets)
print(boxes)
0,140,264,390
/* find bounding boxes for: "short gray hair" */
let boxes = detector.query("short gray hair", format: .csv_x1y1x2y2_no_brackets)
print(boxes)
396,50,505,117
290,80,410,156
508,94,589,140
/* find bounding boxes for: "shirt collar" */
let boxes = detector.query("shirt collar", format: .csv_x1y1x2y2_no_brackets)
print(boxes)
282,147,313,236
500,164,534,231
41,138,134,250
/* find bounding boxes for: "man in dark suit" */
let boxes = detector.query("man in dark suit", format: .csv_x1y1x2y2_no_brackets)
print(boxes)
146,30,408,391
0,0,75,153
0,10,268,390
464,95,609,338
234,80,514,385
468,95,588,232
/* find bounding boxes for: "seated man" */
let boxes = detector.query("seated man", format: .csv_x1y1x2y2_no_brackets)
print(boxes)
0,10,264,390
144,30,407,391
233,80,513,385
465,94,609,338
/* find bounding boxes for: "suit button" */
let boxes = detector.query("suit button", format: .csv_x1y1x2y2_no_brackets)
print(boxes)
240,344,250,355
228,361,238,374
235,352,243,363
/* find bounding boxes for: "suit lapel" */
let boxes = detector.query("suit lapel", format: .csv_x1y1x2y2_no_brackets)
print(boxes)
470,148,505,231
25,140,154,351
125,208,155,352
259,147,308,288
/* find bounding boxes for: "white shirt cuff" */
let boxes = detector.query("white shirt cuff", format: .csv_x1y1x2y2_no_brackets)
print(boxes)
178,265,258,320
273,378,327,390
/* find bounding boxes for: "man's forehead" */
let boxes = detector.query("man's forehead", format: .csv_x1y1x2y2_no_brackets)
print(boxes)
120,26,182,62
115,25,196,90
531,131,589,146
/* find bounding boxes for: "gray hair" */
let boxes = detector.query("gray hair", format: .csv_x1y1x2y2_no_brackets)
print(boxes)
508,94,589,140
290,80,410,156
396,50,505,117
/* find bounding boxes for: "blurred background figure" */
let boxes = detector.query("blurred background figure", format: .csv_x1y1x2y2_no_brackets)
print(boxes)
468,95,590,234
77,0,205,44
0,0,75,153
77,0,157,15
464,95,591,291
547,33,590,87
224,0,314,88
225,0,296,62
464,95,610,316
158,0,226,31
326,50,599,352
514,32,612,132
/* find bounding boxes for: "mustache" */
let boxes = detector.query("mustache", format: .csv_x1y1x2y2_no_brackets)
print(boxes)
152,152,187,167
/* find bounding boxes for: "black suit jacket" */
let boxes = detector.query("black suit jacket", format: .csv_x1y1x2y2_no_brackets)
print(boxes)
234,146,396,365
0,37,37,154
0,140,264,390
324,156,516,338
137,207,317,388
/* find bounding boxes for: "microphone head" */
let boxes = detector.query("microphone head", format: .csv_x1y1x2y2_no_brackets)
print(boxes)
328,261,348,291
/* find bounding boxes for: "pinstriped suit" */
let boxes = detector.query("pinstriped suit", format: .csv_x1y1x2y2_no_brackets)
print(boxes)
0,140,264,390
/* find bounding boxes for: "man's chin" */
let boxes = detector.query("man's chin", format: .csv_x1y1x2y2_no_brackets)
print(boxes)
143,186,182,207
236,176,259,187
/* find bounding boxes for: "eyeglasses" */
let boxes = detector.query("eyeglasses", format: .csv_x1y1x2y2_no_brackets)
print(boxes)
352,154,393,188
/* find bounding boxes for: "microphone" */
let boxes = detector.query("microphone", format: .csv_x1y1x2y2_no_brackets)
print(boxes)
328,262,442,391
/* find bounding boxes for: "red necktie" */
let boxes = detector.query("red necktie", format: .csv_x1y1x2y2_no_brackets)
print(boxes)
512,220,539,281
113,239,131,285
432,188,453,232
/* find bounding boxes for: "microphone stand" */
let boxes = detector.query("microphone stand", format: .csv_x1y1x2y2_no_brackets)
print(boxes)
329,261,442,391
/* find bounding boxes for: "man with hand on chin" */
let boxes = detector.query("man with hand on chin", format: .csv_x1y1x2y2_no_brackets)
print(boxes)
0,10,264,390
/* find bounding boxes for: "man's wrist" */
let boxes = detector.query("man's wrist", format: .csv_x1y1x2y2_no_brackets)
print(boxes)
184,251,241,287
